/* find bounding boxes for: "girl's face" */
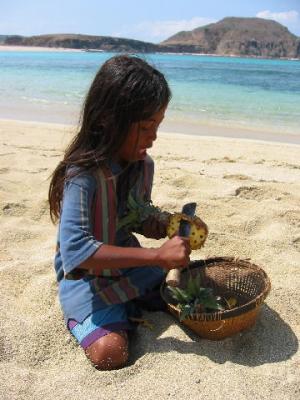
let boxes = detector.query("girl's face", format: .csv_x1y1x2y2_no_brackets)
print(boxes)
117,106,166,164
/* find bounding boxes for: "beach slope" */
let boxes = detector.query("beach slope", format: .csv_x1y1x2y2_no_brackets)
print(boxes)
0,120,299,400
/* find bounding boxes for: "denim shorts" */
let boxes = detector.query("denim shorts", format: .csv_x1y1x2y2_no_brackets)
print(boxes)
67,303,136,349
67,285,166,349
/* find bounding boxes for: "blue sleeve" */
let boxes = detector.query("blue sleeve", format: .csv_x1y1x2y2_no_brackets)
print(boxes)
59,173,102,274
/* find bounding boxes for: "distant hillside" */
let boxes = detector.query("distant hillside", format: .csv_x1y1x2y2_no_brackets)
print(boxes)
161,17,300,58
3,33,158,53
3,18,300,58
0,35,12,44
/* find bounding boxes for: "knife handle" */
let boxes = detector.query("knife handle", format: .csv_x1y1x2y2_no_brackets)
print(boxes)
165,203,196,287
165,268,181,287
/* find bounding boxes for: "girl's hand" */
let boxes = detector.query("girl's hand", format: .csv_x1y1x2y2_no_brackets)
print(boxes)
156,236,191,270
142,215,167,239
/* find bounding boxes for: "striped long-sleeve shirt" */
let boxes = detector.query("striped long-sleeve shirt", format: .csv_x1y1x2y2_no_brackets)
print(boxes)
54,155,165,323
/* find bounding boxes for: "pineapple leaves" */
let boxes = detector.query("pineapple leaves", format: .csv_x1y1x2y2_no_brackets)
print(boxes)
186,273,202,297
117,192,162,231
169,287,193,303
178,304,194,321
169,272,224,320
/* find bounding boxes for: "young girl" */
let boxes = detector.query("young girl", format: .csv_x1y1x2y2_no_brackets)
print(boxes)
49,55,191,370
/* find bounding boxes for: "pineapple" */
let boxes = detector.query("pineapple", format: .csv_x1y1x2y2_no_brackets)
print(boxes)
166,213,208,250
118,192,208,250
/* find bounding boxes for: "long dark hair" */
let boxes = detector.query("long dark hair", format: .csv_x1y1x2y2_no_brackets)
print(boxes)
49,54,171,223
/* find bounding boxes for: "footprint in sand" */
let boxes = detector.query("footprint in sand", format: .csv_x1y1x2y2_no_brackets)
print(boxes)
172,155,196,162
223,174,250,181
279,210,300,228
1,202,27,216
0,334,12,362
25,167,48,174
204,156,237,165
234,186,263,200
234,186,282,201
30,199,50,221
292,236,300,250
249,220,287,240
272,161,300,170
0,229,39,246
171,189,189,200
241,216,266,236
167,175,197,200
171,175,197,188
41,152,62,158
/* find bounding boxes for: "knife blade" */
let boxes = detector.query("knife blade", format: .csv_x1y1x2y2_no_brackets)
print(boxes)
179,202,197,237
166,202,197,287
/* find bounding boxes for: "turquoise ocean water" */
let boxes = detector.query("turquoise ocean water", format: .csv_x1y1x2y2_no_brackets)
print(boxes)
0,51,300,141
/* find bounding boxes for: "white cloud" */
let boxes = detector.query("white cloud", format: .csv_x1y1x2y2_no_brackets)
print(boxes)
256,10,299,23
113,17,216,43
256,10,300,36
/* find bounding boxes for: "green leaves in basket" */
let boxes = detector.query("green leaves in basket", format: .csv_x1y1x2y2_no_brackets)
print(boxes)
169,273,224,321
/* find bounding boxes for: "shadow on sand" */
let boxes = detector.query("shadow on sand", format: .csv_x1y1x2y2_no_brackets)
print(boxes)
129,304,298,367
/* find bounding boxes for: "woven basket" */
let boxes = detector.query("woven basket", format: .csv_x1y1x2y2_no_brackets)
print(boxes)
161,257,271,340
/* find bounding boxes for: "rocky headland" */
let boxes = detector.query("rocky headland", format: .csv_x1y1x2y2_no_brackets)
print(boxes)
2,17,300,58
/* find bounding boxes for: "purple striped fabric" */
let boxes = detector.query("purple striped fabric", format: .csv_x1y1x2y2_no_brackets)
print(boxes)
91,156,154,304
80,322,132,349
68,319,132,349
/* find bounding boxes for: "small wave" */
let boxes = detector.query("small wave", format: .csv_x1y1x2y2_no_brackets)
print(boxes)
21,96,50,104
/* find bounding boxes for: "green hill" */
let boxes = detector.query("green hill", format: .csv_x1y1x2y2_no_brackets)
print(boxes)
4,33,158,53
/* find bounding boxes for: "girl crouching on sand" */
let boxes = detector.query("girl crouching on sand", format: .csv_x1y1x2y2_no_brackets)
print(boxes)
48,55,190,370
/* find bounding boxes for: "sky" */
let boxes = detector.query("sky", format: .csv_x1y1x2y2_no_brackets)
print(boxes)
1,0,300,42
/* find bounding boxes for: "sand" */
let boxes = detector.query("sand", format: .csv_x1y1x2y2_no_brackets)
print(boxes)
0,119,299,400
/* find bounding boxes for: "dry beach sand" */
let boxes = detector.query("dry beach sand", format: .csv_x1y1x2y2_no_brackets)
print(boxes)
0,119,299,399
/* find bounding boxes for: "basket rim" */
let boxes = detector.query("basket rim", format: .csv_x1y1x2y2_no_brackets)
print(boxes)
161,256,271,321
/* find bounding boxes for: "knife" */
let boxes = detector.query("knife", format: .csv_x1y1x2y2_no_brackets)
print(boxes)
165,202,197,287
